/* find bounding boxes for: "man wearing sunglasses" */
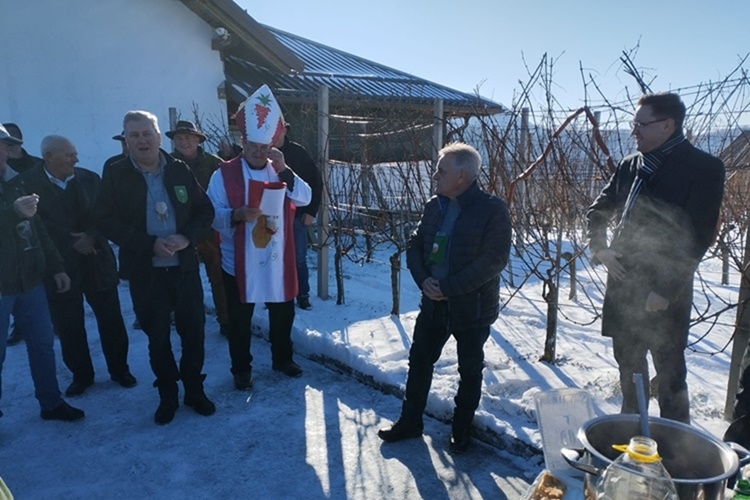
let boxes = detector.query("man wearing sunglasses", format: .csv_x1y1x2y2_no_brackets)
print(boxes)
586,92,724,424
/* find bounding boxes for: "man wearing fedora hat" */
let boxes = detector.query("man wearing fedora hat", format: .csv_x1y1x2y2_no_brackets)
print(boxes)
167,120,229,337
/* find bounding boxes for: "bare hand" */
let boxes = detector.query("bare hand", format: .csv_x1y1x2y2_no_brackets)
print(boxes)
595,248,626,280
13,194,39,219
70,232,97,255
267,148,287,173
645,291,669,312
301,213,315,226
422,277,446,301
153,238,176,258
233,206,262,223
165,234,190,252
54,272,71,293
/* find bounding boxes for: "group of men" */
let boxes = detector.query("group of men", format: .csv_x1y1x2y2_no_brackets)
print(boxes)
0,90,733,454
0,85,323,425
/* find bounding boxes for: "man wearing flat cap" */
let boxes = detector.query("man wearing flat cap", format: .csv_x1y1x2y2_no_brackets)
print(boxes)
2,123,43,174
167,120,229,337
0,123,84,422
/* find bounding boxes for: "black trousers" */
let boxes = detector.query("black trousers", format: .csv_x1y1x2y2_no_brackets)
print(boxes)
222,270,295,375
612,333,690,423
47,285,130,383
401,303,490,430
129,268,205,388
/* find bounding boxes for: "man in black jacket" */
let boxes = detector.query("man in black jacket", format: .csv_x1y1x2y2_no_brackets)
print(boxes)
21,135,136,397
96,111,216,425
586,92,725,424
2,123,43,174
274,124,322,310
0,123,84,421
378,143,512,454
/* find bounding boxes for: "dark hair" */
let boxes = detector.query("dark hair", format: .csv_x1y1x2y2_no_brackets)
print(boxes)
637,92,686,130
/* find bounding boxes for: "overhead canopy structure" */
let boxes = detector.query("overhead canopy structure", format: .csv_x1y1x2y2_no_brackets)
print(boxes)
222,25,504,163
179,0,504,162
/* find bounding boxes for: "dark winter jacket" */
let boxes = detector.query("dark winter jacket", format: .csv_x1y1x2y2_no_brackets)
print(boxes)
586,140,725,344
8,148,43,174
94,151,214,280
278,140,322,217
0,174,65,295
407,181,512,329
20,164,119,293
173,146,222,191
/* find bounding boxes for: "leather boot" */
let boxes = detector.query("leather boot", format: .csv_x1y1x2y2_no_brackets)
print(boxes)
183,374,216,416
154,380,179,425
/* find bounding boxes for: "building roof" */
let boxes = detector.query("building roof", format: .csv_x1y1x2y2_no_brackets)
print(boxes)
178,0,303,73
224,25,504,117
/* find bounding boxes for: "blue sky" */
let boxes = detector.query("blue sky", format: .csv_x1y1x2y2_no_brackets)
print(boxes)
240,0,748,110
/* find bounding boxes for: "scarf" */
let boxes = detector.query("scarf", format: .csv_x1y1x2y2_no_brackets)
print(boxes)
618,130,686,227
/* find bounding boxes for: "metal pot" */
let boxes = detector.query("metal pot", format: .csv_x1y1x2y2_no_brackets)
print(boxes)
561,414,744,500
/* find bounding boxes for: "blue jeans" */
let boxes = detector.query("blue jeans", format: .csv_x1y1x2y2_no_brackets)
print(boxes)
0,284,63,411
293,214,310,298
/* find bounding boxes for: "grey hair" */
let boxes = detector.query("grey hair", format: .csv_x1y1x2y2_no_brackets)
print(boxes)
40,135,73,157
438,142,481,181
123,110,160,135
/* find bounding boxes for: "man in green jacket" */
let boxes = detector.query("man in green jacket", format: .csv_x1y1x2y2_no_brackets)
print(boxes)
167,120,228,336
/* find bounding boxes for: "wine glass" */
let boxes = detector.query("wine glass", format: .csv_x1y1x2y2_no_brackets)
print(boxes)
16,220,36,250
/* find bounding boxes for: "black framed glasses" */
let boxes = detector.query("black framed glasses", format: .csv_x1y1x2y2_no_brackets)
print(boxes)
631,118,669,130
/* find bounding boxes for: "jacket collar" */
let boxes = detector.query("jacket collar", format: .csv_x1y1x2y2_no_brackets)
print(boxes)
438,180,481,209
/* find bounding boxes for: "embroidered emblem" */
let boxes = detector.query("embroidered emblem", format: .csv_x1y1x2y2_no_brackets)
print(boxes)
174,185,188,203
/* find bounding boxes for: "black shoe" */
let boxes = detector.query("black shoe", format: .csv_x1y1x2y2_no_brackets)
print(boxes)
184,393,216,416
297,296,312,310
41,401,85,421
378,419,423,443
233,372,253,391
219,324,230,337
154,400,178,425
132,319,142,330
65,380,94,397
272,361,303,378
7,327,22,346
111,372,137,388
449,427,471,454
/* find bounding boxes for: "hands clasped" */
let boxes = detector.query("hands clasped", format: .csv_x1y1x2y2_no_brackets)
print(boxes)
154,234,190,258
422,277,446,301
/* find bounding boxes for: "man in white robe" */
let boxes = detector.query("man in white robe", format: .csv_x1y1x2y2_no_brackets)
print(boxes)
207,85,311,389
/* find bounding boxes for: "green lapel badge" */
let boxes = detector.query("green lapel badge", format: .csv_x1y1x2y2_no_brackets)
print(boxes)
174,185,188,203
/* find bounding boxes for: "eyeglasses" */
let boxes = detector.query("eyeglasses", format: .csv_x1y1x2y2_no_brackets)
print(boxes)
630,118,669,130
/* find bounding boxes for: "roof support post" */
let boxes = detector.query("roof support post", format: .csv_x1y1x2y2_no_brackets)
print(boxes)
431,98,444,193
316,84,330,300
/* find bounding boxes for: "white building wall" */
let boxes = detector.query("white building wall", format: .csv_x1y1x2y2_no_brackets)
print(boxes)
0,0,227,172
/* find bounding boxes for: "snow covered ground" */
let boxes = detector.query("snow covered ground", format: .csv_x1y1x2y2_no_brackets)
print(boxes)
0,240,739,498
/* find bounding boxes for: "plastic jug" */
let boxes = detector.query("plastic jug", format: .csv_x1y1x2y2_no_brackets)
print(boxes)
595,435,678,499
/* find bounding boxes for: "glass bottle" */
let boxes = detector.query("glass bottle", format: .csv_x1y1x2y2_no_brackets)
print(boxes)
595,436,678,499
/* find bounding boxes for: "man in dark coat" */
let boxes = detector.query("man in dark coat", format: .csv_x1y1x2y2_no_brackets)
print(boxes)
21,135,136,397
274,123,322,310
96,111,216,425
0,123,84,421
378,142,512,454
2,123,43,174
586,92,725,424
167,120,228,336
